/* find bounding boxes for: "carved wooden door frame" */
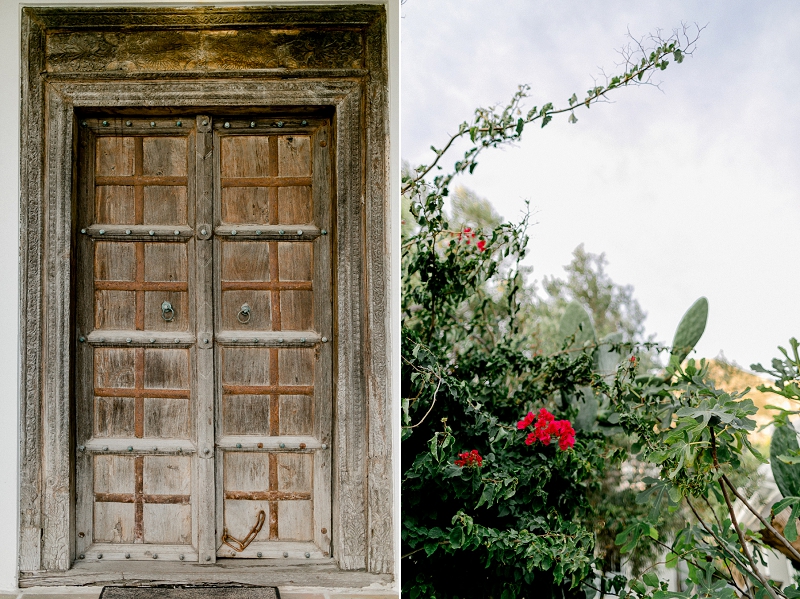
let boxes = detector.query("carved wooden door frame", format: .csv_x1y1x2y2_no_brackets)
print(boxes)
19,5,392,586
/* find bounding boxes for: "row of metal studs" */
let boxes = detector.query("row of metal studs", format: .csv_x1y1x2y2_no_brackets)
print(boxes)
79,229,327,236
77,551,312,559
80,120,311,128
79,337,327,343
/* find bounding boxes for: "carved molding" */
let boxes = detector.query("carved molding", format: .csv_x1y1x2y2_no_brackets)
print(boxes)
46,28,364,73
19,4,392,581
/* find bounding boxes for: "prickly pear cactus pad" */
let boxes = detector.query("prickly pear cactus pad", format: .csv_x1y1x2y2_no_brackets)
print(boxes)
558,301,597,350
670,297,708,366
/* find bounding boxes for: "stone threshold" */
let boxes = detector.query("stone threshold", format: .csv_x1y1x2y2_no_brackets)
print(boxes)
18,560,393,590
1,585,398,599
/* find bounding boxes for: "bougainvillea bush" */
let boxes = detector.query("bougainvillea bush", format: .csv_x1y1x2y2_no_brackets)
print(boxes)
402,23,800,599
401,27,705,599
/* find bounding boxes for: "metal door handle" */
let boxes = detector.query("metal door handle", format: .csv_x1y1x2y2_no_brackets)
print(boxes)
237,303,251,324
221,510,265,552
161,300,175,322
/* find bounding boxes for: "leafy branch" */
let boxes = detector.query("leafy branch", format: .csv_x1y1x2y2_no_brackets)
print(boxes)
402,23,703,198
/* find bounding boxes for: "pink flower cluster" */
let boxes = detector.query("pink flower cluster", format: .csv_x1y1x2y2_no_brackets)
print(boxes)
456,227,487,252
517,408,576,451
454,449,483,468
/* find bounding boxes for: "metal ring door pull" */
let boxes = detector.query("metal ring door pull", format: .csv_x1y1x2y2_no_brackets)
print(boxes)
237,303,252,324
161,300,175,322
221,510,266,552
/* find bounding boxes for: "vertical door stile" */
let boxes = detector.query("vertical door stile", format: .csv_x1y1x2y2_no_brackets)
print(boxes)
195,115,216,563
75,122,96,560
313,123,333,555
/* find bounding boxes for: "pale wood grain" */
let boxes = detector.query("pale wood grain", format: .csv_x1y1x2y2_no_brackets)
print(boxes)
95,397,136,438
277,136,311,177
95,242,136,281
221,241,270,281
22,6,390,574
277,186,312,224
222,347,271,386
96,186,135,224
143,349,189,389
96,137,135,176
143,137,188,177
223,395,270,436
143,187,188,226
143,398,190,439
194,114,215,564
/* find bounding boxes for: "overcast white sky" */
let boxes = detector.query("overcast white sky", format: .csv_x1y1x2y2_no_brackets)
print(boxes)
402,0,800,371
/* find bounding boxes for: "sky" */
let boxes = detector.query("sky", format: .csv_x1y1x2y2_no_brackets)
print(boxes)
401,0,800,372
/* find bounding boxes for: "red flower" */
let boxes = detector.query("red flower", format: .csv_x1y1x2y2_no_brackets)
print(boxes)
457,228,476,245
455,449,483,468
517,411,535,430
516,407,575,451
630,356,636,363
477,240,486,252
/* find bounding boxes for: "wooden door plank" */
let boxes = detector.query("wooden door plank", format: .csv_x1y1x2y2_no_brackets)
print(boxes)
195,115,216,564
311,122,333,556
76,123,98,559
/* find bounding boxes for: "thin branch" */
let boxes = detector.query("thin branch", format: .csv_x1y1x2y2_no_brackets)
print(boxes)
687,497,755,595
711,427,779,599
648,536,750,598
702,494,725,532
404,374,443,429
722,473,800,564
402,24,703,195
719,479,778,599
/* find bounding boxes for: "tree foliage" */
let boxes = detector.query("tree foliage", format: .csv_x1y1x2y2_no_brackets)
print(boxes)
403,21,800,599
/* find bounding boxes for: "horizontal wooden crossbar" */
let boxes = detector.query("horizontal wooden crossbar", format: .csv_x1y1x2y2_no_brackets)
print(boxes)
95,493,190,505
220,281,311,291
220,177,311,188
95,281,188,292
95,176,187,186
224,490,311,501
222,385,313,396
95,388,191,399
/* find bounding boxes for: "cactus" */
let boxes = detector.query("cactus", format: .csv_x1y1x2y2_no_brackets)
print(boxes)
669,297,708,368
558,301,597,350
595,331,623,378
771,422,800,499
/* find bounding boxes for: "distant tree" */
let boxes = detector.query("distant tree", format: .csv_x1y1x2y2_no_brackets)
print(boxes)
543,244,646,342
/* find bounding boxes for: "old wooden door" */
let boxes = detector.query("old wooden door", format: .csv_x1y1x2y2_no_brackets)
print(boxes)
75,114,332,563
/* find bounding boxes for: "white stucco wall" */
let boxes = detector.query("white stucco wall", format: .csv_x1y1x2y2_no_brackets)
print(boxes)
0,0,400,590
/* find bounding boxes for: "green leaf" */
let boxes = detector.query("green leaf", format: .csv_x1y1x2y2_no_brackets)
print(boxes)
643,572,659,588
448,526,464,549
424,540,438,557
568,113,578,124
476,484,494,509
629,580,646,594
568,93,578,106
427,526,444,539
771,422,800,498
665,552,678,569
647,524,658,540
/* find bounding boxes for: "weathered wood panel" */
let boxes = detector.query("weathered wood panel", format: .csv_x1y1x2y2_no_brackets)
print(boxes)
21,5,390,579
194,114,216,564
45,29,364,73
364,9,394,573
